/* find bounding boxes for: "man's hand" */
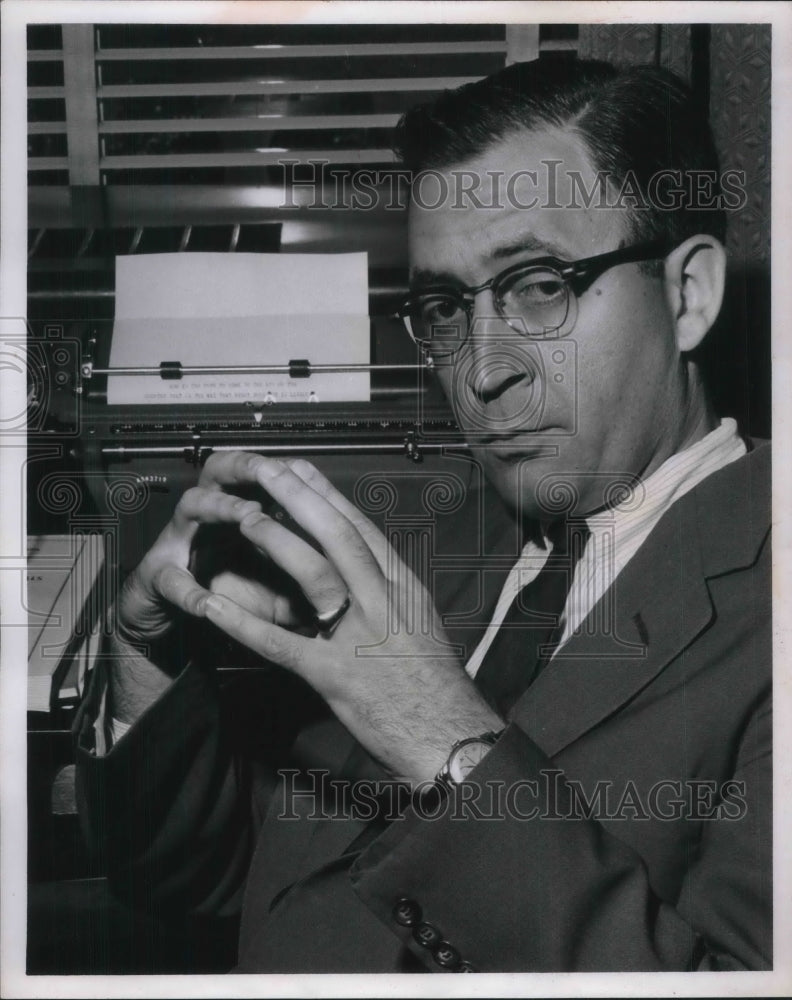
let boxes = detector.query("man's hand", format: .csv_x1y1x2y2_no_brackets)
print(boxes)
199,454,502,784
109,455,300,722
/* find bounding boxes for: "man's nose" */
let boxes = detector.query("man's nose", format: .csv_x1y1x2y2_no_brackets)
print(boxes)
464,293,538,404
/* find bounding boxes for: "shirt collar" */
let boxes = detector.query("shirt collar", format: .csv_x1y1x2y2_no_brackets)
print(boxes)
582,417,746,540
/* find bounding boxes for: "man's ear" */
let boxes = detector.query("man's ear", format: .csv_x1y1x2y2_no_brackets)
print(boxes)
663,235,727,352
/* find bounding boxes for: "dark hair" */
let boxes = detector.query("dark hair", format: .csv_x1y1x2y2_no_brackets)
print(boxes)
394,59,727,247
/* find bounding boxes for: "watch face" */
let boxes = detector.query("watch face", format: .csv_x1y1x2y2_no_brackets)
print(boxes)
447,739,493,783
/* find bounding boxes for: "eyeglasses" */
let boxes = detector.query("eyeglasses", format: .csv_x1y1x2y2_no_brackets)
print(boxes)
399,240,671,357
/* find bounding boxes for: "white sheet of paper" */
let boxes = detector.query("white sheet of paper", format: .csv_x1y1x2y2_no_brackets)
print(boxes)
108,252,370,404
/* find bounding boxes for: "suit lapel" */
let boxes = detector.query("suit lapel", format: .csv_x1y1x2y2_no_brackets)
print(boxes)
508,441,771,758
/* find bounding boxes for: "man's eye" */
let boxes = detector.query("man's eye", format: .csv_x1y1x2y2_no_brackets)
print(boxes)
420,297,464,323
509,274,566,306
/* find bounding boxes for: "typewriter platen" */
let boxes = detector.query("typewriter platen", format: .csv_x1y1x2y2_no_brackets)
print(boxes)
76,316,460,464
29,313,479,573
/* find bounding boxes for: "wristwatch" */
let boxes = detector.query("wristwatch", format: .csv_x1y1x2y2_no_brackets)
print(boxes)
435,730,503,790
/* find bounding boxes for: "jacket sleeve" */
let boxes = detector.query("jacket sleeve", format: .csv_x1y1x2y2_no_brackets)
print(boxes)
349,694,772,972
73,661,258,918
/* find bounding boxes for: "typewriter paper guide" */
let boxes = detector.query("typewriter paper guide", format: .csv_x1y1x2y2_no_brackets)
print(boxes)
108,252,370,405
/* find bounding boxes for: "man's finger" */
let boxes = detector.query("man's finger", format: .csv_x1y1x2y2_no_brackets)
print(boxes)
239,511,349,619
171,486,262,534
251,459,383,595
286,459,392,572
209,570,300,627
197,451,276,491
204,592,311,675
152,564,212,618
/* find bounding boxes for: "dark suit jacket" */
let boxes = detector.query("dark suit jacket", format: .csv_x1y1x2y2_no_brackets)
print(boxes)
74,440,771,972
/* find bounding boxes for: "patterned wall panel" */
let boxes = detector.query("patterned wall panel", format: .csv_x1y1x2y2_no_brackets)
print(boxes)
659,24,692,81
577,23,659,65
578,23,691,78
709,24,771,264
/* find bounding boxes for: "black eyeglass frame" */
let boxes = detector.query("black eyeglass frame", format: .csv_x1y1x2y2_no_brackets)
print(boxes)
399,239,673,352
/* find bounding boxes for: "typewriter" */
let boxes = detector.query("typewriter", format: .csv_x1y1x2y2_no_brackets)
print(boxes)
26,216,500,582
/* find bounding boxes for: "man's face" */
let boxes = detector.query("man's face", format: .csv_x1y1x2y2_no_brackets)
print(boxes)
408,127,691,521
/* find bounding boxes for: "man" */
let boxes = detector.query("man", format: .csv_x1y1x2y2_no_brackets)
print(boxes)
74,60,771,972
